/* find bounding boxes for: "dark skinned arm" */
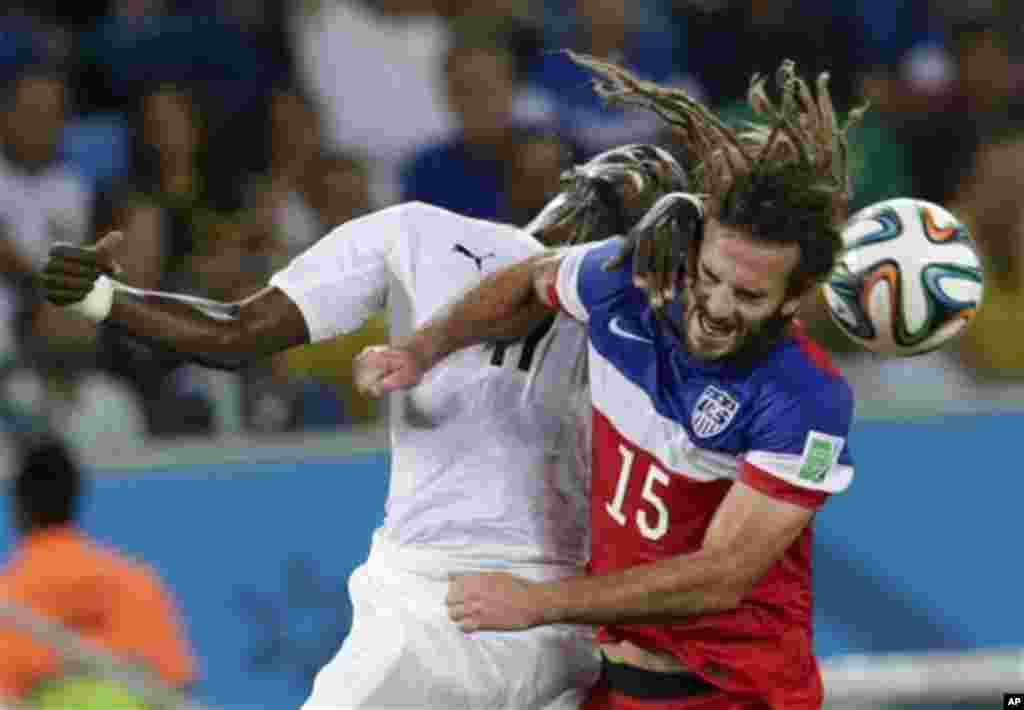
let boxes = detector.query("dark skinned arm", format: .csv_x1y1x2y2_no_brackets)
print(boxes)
40,231,309,370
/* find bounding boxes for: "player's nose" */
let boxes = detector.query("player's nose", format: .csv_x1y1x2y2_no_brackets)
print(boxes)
703,285,734,322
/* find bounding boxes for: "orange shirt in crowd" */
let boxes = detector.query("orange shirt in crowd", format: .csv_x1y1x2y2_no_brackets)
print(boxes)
0,525,197,699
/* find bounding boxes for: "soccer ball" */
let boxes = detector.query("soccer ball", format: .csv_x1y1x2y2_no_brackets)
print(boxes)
822,198,984,357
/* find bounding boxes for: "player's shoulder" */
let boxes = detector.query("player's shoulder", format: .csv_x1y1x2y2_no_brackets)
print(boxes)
399,201,543,259
560,236,637,311
753,324,854,413
375,200,456,226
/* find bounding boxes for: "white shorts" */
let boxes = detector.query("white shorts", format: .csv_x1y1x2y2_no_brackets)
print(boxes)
302,533,599,710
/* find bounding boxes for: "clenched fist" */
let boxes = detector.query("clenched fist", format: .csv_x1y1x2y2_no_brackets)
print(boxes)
39,230,124,307
354,345,428,397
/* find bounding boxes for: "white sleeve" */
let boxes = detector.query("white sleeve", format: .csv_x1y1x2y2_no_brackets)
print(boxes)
269,205,406,343
553,244,593,323
553,238,630,324
270,202,545,342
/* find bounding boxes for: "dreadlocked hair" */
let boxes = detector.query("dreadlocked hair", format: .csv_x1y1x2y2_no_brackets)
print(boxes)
568,50,869,293
567,51,867,214
720,161,843,295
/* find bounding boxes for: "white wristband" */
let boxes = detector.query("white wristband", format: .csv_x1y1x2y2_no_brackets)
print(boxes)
66,275,115,323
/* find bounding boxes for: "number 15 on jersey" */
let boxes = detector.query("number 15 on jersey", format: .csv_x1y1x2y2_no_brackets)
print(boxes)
605,444,671,541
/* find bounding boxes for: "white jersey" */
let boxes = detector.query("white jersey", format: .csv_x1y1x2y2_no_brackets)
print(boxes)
270,202,590,567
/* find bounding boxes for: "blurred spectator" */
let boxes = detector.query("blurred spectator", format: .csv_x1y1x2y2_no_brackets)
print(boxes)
902,17,1024,204
528,0,686,154
932,0,1010,31
0,9,53,86
504,132,571,227
212,0,293,80
447,0,545,77
233,84,381,430
96,82,244,438
401,36,550,221
265,84,324,197
0,437,196,703
308,152,376,234
74,0,173,113
0,64,95,363
950,131,1024,378
259,150,385,428
75,0,288,123
846,0,947,76
546,0,673,49
14,1,108,33
0,356,147,459
685,0,865,111
46,367,148,456
128,82,244,218
248,83,331,262
0,62,144,450
290,0,453,205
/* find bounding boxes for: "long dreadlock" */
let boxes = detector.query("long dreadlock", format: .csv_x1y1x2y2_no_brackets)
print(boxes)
566,51,868,222
568,52,873,360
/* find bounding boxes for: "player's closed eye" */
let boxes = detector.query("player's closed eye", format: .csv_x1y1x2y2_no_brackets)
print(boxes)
700,265,766,305
735,290,765,305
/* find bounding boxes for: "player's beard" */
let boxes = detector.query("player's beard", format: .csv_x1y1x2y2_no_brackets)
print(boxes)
661,286,794,367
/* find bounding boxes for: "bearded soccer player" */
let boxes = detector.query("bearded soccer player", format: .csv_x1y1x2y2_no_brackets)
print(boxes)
359,55,866,709
39,142,687,709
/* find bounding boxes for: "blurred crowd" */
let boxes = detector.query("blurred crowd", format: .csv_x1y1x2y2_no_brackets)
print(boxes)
0,0,1022,450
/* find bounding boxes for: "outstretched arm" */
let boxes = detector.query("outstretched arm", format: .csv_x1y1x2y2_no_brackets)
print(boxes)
40,232,310,370
447,379,854,631
102,284,308,370
407,251,563,366
356,192,704,395
355,250,564,396
446,482,814,630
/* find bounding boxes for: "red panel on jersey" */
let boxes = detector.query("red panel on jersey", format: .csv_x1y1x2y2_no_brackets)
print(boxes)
588,406,820,704
589,407,730,574
790,320,841,377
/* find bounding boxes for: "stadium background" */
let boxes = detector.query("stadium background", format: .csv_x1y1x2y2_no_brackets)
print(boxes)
0,0,1021,708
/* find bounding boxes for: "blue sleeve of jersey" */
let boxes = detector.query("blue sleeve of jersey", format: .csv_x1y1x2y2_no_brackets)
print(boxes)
573,236,634,316
742,375,855,497
737,372,856,502
749,379,854,463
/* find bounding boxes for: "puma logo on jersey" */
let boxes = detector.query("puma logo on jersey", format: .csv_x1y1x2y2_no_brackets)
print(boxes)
453,243,496,271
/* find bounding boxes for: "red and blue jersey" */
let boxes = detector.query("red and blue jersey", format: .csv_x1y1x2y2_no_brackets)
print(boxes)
553,237,855,706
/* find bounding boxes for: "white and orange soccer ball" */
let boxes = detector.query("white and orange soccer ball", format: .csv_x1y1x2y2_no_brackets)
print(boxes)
822,198,984,357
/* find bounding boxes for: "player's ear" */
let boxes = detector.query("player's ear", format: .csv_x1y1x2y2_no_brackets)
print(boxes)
782,278,816,318
781,297,801,318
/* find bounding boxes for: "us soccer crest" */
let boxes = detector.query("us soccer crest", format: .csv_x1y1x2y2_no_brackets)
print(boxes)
691,385,739,439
